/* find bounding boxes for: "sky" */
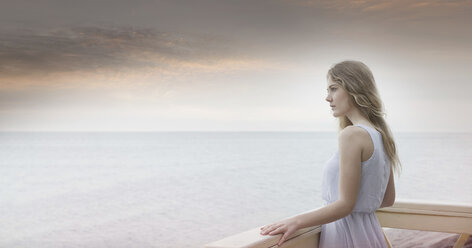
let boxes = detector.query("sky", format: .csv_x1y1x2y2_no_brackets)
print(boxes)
1,0,471,132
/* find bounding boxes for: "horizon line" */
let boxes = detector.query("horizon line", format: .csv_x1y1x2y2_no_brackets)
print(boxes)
1,130,471,134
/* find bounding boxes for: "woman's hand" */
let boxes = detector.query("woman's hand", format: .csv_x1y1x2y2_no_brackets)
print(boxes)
259,217,299,247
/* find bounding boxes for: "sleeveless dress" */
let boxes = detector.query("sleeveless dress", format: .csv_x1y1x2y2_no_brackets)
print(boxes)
319,124,390,248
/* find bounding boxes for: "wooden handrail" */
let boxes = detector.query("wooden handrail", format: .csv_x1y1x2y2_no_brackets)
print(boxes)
377,199,472,248
204,225,321,248
204,199,472,248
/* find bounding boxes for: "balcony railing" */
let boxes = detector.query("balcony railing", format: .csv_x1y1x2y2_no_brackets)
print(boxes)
204,199,472,248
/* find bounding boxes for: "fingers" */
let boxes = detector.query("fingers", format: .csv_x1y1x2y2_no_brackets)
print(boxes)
278,232,289,246
260,223,276,232
268,224,284,234
261,223,280,230
260,220,296,246
260,223,284,235
260,224,291,247
261,223,281,232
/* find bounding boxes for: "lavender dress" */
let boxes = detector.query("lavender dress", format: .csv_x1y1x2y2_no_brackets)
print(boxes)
319,124,390,248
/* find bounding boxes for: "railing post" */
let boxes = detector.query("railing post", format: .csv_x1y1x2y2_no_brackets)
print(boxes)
381,229,392,248
453,233,469,248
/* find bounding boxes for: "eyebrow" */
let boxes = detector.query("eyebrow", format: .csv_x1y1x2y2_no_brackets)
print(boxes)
327,85,337,90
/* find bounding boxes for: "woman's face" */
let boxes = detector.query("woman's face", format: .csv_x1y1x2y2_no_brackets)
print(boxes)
325,80,354,117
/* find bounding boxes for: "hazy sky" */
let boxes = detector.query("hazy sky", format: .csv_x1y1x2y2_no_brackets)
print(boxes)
1,0,471,132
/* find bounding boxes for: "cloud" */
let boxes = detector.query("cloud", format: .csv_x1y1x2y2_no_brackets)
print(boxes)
0,25,288,93
284,0,472,11
280,0,472,29
0,26,255,78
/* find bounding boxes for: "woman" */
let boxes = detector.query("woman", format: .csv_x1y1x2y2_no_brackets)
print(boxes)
260,60,400,247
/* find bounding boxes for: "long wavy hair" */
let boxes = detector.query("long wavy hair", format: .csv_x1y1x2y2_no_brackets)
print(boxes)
327,60,401,176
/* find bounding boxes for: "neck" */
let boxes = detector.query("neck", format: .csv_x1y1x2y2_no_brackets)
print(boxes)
346,107,371,126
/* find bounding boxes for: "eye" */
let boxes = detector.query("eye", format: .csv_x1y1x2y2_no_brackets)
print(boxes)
330,87,337,91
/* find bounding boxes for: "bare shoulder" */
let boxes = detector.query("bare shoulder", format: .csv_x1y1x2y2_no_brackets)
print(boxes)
338,126,373,162
339,126,370,145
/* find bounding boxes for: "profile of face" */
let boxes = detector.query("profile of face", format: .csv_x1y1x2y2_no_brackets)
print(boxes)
325,80,354,117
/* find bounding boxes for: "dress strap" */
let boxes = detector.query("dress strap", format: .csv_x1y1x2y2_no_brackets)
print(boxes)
354,124,378,163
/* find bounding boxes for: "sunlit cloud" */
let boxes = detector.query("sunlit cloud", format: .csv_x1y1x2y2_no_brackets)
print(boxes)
280,0,472,30
283,0,472,10
0,26,279,80
0,26,226,75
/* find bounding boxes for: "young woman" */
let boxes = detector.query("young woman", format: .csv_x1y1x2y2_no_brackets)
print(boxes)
260,60,400,247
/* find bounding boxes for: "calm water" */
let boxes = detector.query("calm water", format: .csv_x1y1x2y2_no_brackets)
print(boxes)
1,132,471,248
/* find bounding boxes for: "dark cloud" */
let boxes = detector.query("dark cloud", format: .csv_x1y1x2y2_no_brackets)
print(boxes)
0,26,236,77
282,0,472,42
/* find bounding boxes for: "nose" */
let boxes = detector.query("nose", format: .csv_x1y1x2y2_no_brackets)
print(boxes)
325,94,332,103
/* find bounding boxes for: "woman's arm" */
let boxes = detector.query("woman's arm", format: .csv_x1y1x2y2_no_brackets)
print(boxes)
380,165,395,208
260,127,364,245
294,126,363,229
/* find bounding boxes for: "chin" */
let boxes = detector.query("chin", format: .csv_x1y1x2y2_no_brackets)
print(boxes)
332,111,345,118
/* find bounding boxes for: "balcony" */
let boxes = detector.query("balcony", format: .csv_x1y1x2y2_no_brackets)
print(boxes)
204,199,472,248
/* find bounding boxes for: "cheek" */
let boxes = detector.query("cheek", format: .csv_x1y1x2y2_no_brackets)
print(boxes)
336,95,353,111
334,92,346,104
341,92,352,105
346,95,354,107
342,95,351,106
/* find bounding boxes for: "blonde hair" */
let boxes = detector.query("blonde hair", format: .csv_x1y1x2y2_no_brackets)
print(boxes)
327,60,401,177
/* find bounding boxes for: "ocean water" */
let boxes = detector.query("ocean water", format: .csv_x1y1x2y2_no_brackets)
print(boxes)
0,132,471,248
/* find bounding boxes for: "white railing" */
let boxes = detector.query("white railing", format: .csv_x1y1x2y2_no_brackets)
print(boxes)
204,199,472,248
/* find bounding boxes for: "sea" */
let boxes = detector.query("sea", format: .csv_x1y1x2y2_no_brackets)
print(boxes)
1,131,471,248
